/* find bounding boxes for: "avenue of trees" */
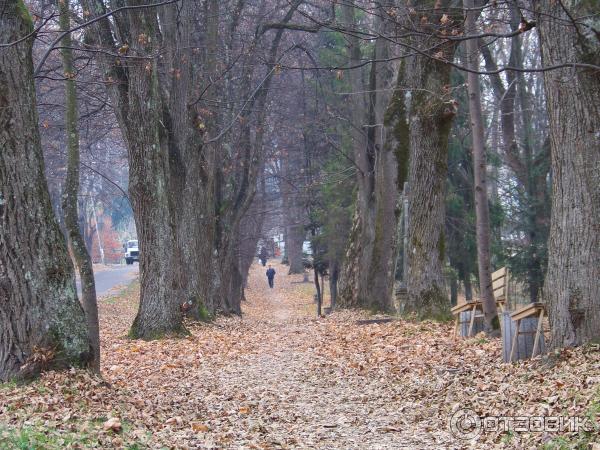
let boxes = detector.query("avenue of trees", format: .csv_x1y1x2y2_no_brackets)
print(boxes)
0,0,598,380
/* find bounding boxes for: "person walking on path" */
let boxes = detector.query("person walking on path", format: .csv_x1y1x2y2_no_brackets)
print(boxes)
259,246,268,267
266,265,276,288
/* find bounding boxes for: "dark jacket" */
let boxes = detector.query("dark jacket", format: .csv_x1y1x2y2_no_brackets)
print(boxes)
266,268,276,279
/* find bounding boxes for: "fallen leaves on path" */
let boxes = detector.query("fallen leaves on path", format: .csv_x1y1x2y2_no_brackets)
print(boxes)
1,260,599,449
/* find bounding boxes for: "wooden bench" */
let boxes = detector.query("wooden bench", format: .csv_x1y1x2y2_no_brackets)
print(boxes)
451,267,508,337
492,267,509,306
509,302,545,361
452,300,482,337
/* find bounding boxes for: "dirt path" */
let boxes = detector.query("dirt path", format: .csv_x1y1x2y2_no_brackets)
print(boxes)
170,261,435,449
3,259,598,449
246,261,298,323
95,261,437,448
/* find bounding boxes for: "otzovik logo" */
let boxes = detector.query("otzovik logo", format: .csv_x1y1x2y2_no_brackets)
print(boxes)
449,408,596,439
449,408,482,440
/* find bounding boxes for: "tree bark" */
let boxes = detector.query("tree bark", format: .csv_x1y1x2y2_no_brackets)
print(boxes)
280,143,306,275
314,266,322,317
337,2,397,312
329,262,339,310
464,277,473,302
393,2,460,319
336,1,365,309
338,208,361,307
81,0,186,339
0,0,92,380
362,25,398,312
126,56,185,339
537,1,600,348
58,0,100,372
286,223,305,274
464,0,499,334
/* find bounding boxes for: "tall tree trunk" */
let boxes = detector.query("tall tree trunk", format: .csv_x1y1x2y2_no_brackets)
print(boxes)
361,22,398,312
403,75,452,319
464,276,473,302
82,1,203,329
314,266,322,317
281,144,306,275
337,1,366,309
329,262,339,310
0,0,92,380
58,0,100,372
126,61,184,339
337,2,396,312
464,0,498,334
395,2,460,319
286,223,305,274
537,1,600,348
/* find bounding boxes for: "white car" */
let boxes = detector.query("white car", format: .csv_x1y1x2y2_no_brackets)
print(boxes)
124,240,139,265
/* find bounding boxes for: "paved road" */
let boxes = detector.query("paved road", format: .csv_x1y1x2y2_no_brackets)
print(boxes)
77,264,139,297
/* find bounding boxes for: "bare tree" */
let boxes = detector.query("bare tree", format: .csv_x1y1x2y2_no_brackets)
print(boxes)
480,3,550,303
71,0,310,336
536,0,600,348
0,0,91,380
58,0,100,372
464,0,498,334
337,1,397,312
381,1,462,318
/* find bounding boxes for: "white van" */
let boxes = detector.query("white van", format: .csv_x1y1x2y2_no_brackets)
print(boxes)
124,240,139,265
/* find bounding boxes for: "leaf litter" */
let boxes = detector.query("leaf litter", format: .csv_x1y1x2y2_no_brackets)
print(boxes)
1,261,600,449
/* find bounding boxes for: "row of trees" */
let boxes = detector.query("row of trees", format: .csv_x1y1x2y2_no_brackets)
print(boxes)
330,0,599,346
0,0,598,380
1,0,309,379
267,1,598,346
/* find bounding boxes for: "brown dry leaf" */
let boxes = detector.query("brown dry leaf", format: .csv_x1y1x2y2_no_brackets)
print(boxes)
103,417,121,432
165,416,182,425
1,260,598,449
191,422,210,432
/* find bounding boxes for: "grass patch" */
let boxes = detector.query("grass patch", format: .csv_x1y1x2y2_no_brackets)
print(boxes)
197,303,213,322
0,380,18,390
102,280,140,305
294,282,318,297
541,387,600,449
0,417,148,450
0,426,97,450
